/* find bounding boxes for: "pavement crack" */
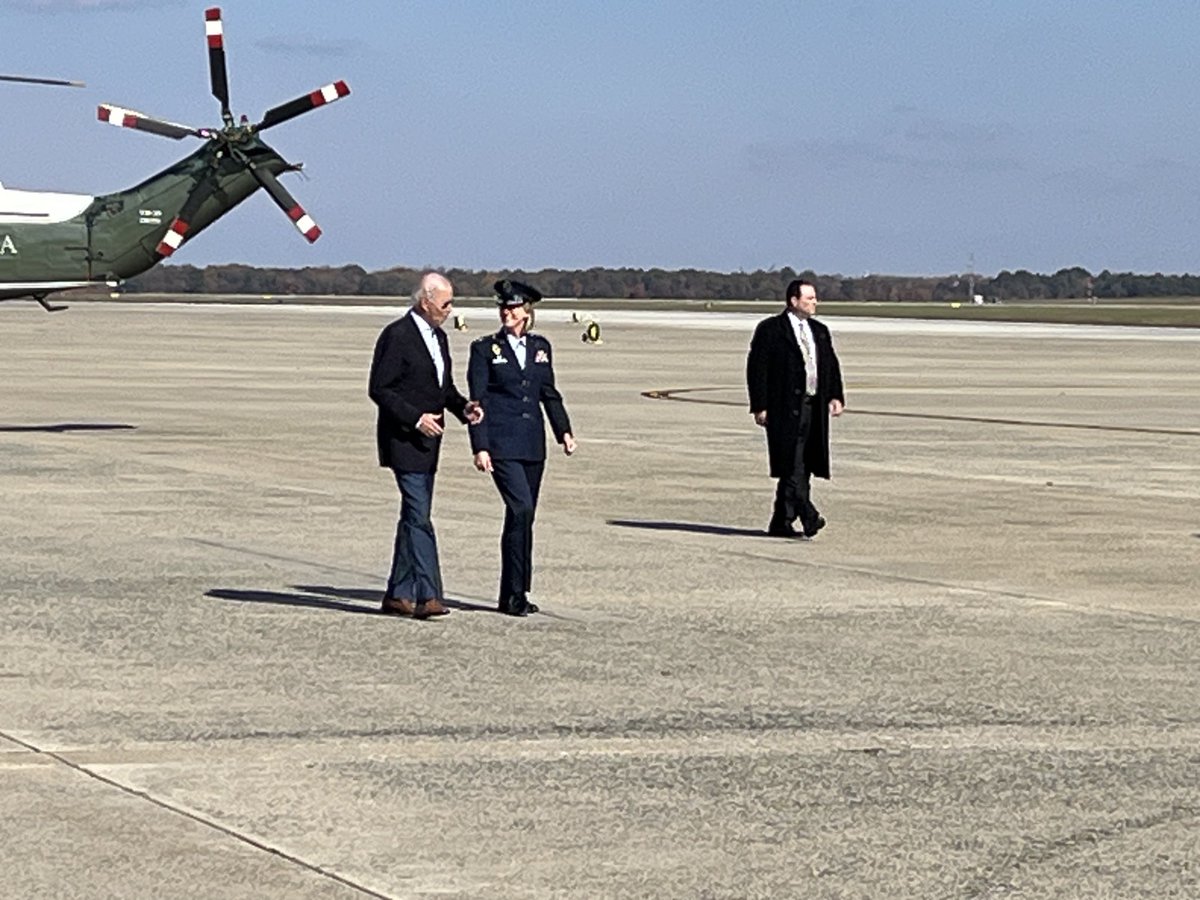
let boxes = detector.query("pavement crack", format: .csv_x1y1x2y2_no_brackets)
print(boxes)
718,545,1200,627
0,727,396,900
642,387,1200,437
957,803,1200,898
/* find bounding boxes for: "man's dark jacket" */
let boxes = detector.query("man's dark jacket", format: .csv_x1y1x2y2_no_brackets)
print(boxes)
368,311,469,473
746,312,845,479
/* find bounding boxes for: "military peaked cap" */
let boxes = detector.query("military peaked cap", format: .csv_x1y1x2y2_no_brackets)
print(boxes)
493,279,543,308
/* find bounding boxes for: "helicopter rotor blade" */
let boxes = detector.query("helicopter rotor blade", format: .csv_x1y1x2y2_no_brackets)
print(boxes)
244,161,322,243
155,174,217,258
98,104,209,141
1,74,85,88
255,80,350,132
205,7,232,121
231,146,322,242
256,169,323,243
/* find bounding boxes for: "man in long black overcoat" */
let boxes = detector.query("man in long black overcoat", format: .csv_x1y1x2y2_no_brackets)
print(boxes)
746,278,845,538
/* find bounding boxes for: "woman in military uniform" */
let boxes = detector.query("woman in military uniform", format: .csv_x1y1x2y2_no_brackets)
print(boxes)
468,279,576,616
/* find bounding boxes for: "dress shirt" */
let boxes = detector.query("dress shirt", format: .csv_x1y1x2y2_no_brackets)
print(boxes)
506,332,527,369
411,310,445,386
789,311,819,396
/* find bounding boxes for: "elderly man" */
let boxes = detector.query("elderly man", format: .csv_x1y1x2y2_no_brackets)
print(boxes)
369,271,482,620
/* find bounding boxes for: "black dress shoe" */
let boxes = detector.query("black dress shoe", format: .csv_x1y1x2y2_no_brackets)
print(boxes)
803,516,827,538
498,595,528,617
767,523,810,540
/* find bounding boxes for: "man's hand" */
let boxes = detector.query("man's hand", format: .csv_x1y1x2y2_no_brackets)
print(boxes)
465,401,484,425
753,410,768,427
474,450,493,473
416,412,445,437
829,399,844,417
562,433,577,456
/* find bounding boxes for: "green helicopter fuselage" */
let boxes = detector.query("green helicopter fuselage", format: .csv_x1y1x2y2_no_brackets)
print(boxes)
0,135,290,301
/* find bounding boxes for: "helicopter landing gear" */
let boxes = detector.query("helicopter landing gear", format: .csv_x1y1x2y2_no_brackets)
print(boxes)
34,294,67,313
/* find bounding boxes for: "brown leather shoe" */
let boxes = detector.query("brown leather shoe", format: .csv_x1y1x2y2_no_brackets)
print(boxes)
381,596,416,616
413,598,451,619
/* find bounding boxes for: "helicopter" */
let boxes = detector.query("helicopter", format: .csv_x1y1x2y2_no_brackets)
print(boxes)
0,7,349,312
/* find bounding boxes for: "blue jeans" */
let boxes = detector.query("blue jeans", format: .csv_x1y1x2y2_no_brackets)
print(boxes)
386,470,443,602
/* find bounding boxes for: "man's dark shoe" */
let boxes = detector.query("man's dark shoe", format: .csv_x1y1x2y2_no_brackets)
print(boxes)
381,596,415,616
803,516,827,538
413,598,451,620
767,524,811,541
498,594,529,617
514,593,540,614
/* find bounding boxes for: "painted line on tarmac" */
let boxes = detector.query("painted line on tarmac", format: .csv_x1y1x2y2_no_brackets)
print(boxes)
603,519,1200,625
186,531,1199,631
718,542,1200,627
0,728,395,900
643,387,1200,438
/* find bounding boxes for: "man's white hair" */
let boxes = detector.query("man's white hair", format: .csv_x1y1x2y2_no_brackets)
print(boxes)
412,271,452,305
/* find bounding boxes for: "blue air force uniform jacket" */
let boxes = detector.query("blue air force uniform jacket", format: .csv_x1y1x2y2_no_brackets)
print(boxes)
467,330,572,461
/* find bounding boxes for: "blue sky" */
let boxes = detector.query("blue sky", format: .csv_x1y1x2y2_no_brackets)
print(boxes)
4,0,1199,276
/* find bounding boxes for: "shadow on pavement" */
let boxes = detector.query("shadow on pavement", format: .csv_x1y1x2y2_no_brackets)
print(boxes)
0,423,136,433
607,518,768,538
206,587,376,615
295,584,496,614
205,586,512,617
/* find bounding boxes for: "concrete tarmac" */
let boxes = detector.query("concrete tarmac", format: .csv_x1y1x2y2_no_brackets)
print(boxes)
2,301,1199,899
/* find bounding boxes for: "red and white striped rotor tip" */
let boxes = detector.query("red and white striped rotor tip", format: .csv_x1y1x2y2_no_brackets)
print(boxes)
156,218,190,257
97,104,137,128
287,205,322,243
205,8,224,48
310,80,350,107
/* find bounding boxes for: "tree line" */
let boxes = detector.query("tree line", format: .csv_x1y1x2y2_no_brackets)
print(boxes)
121,263,1200,301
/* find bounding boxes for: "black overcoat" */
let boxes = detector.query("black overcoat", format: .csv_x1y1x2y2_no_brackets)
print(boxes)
746,312,845,479
368,312,469,473
467,329,571,461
